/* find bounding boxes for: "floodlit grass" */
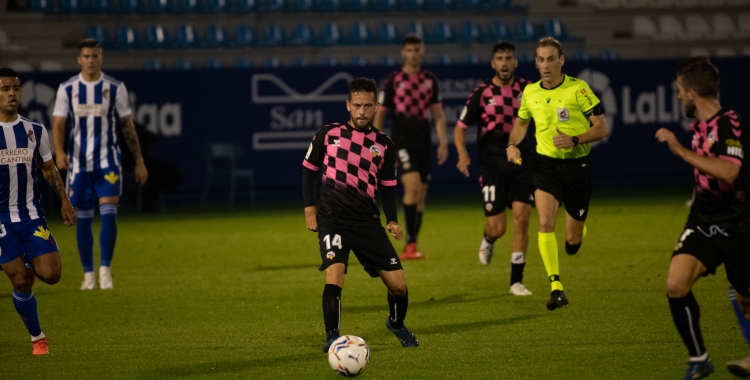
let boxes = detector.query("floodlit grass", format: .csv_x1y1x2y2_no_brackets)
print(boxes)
0,191,747,379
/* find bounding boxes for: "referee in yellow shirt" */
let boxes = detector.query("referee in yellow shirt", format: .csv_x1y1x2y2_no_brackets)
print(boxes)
506,37,609,311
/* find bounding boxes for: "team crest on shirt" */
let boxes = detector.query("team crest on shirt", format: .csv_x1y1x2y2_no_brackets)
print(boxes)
102,89,110,100
707,130,717,148
27,130,35,142
557,108,570,121
370,145,381,158
326,251,336,260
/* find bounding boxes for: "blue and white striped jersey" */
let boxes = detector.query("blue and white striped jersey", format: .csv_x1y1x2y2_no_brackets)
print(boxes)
53,73,132,174
0,116,53,223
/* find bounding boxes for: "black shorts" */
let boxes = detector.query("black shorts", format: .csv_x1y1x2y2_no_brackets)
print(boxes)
673,223,750,297
395,141,431,183
533,155,592,222
479,167,535,217
317,221,402,278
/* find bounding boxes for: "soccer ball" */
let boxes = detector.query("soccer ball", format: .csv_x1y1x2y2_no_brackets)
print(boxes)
327,335,370,377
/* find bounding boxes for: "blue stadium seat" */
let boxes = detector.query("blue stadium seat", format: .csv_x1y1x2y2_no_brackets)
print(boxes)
318,22,342,46
569,51,590,61
29,0,52,12
204,58,223,69
319,56,339,66
515,19,537,42
348,22,370,45
233,24,257,47
424,0,450,11
203,0,229,12
369,0,395,11
292,57,310,67
117,0,141,13
543,18,568,41
144,0,171,13
205,24,228,48
263,57,281,67
235,58,253,68
451,0,477,10
60,0,82,14
405,21,429,41
258,0,284,12
460,20,482,45
313,0,339,11
115,25,141,49
349,55,367,66
175,24,201,48
174,59,192,70
85,25,110,47
433,53,451,65
144,59,163,70
517,52,534,62
376,22,400,45
398,0,423,10
174,0,199,13
600,50,618,61
341,0,367,11
260,23,285,47
378,55,397,66
229,0,256,12
432,21,455,44
462,52,480,64
145,25,171,49
288,23,313,46
89,0,112,13
488,19,511,41
285,0,312,12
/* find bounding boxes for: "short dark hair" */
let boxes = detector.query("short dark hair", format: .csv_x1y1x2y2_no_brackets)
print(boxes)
0,68,18,79
537,37,563,57
402,33,423,46
348,77,378,101
676,57,719,98
492,40,516,56
79,38,101,51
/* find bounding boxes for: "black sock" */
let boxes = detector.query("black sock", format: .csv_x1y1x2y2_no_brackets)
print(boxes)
510,263,525,286
404,204,417,244
483,232,497,244
323,284,342,334
388,287,409,329
565,241,582,255
414,211,423,240
668,291,706,358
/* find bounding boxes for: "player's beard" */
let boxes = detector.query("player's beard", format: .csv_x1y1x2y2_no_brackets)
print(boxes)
351,116,373,130
495,70,514,85
683,101,696,119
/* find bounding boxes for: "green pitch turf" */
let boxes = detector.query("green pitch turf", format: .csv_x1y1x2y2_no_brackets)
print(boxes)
1,190,747,379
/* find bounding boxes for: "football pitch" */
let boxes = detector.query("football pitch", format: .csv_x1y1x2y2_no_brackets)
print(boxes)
1,190,747,379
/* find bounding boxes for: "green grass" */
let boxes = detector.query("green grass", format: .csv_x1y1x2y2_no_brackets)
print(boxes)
1,192,748,379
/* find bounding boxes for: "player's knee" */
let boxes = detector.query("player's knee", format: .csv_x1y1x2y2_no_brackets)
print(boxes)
665,278,690,298
35,267,61,285
486,221,506,239
566,231,582,245
538,217,555,232
512,215,529,232
389,284,407,297
9,272,32,294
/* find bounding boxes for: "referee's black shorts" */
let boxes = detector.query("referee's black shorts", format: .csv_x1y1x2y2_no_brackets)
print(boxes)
533,154,592,221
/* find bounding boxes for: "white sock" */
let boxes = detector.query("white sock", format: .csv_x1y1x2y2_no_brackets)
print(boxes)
690,352,709,362
511,251,525,264
31,332,46,342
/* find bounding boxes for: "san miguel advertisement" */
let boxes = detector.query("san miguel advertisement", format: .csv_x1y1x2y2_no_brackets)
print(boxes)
21,57,750,202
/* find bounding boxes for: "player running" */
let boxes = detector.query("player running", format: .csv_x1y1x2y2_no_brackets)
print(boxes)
303,78,419,351
52,38,148,290
655,57,750,380
506,37,609,311
454,41,534,296
374,34,448,260
0,68,77,355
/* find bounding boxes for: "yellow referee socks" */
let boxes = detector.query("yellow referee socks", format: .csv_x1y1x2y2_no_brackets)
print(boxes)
538,232,563,291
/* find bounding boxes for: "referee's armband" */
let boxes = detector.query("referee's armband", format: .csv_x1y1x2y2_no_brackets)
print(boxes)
586,103,605,117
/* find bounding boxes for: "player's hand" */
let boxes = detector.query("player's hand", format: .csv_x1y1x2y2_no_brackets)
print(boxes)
456,152,471,177
506,145,521,164
55,155,69,170
134,160,148,185
553,128,574,149
655,128,684,156
61,200,76,226
305,206,318,232
386,222,404,241
437,143,448,165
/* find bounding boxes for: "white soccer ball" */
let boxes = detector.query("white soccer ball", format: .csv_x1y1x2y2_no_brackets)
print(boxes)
327,335,370,377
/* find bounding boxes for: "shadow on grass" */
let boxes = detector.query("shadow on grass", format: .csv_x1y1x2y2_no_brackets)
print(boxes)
147,352,322,376
345,293,506,314
247,263,318,272
418,314,542,335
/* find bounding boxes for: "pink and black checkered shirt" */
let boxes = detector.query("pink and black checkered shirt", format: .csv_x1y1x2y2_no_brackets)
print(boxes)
458,77,531,173
688,109,750,227
379,69,442,144
303,122,397,224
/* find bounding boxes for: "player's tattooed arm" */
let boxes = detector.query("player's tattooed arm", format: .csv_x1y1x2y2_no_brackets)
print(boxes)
120,115,149,185
40,160,76,226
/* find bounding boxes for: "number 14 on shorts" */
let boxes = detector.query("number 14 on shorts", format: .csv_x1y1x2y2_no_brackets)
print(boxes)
324,234,343,250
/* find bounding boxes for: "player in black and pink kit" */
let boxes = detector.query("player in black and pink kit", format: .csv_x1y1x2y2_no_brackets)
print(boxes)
656,57,750,379
303,78,419,352
374,33,448,260
454,41,534,297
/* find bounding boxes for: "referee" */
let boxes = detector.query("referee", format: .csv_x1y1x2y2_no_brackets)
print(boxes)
506,37,609,311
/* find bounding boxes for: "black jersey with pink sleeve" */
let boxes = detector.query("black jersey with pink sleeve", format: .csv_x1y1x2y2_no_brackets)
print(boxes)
303,122,397,225
458,78,531,173
378,70,442,144
688,109,750,227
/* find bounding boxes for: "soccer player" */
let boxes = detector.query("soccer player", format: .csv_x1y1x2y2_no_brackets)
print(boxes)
303,77,419,351
0,68,77,355
52,38,148,290
454,41,534,296
373,34,448,260
506,37,609,311
655,57,750,380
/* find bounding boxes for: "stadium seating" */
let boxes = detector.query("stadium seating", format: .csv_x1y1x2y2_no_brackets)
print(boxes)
369,0,396,11
233,24,257,47
633,16,658,38
39,60,64,71
314,0,341,12
405,21,429,40
8,61,33,72
517,51,534,62
234,58,253,67
348,22,371,45
544,18,578,41
375,22,400,45
292,57,310,66
174,59,192,69
90,0,112,13
286,0,313,12
205,24,228,48
86,25,110,47
318,22,342,46
260,23,285,47
424,0,451,11
257,0,284,12
145,25,171,49
144,0,171,13
711,14,737,38
349,55,368,66
432,21,455,44
341,0,368,11
263,57,281,67
229,0,256,12
688,46,710,56
204,58,223,68
378,55,397,65
515,19,537,42
399,0,424,11
655,15,683,40
288,23,314,46
738,13,750,38
683,14,711,40
488,19,511,41
203,0,230,12
433,53,452,64
715,46,736,56
59,0,82,14
0,27,9,47
174,0,199,13
29,0,52,12
451,0,478,10
600,49,619,60
175,24,201,48
462,52,480,63
568,50,590,61
320,56,339,66
460,20,483,45
114,25,141,49
143,59,163,70
118,0,142,13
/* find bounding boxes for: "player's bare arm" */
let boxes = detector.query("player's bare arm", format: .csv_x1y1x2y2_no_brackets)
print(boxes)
432,105,448,165
40,159,76,226
506,117,530,164
120,115,149,184
553,114,610,149
52,116,68,170
305,205,318,232
373,109,387,131
655,128,740,183
386,221,404,240
453,124,471,177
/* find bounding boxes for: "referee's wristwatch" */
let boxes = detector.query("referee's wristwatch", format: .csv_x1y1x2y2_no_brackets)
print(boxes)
571,136,579,147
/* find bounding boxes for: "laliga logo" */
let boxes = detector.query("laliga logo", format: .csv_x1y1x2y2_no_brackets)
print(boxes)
576,69,617,148
20,80,56,127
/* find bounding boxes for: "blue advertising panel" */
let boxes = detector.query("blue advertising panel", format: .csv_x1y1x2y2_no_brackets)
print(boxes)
20,57,750,202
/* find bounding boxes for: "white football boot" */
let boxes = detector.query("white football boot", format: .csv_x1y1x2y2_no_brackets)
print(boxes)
99,266,113,290
727,355,750,378
478,239,494,265
80,271,95,290
510,283,533,296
